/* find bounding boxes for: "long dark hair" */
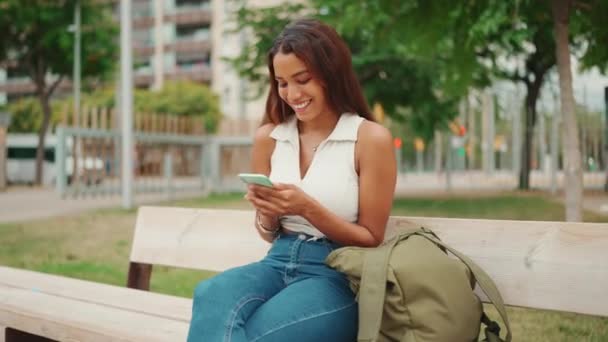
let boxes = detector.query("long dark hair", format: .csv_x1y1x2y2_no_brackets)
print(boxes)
262,18,374,125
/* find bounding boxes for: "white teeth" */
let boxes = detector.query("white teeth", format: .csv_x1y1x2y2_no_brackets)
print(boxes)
293,100,311,109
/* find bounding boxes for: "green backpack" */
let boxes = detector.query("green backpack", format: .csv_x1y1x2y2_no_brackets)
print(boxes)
325,227,511,342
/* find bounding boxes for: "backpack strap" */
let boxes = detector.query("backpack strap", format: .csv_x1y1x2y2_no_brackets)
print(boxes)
417,228,512,342
357,229,419,342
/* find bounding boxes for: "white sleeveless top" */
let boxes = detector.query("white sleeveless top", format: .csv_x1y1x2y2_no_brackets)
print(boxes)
269,113,365,237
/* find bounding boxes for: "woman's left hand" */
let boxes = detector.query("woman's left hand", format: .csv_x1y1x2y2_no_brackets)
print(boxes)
245,183,313,218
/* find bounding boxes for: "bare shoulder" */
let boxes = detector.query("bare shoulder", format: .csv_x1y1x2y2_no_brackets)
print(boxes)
252,122,277,156
357,120,393,148
254,122,276,143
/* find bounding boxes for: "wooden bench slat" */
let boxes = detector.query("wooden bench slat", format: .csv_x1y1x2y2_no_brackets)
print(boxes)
386,216,608,317
131,206,608,317
0,283,188,342
0,266,191,322
130,207,270,271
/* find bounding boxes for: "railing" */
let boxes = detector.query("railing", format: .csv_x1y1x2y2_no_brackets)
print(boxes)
53,126,607,199
54,127,253,199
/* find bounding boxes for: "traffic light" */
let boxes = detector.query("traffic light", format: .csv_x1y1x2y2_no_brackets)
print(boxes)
458,125,466,137
393,137,402,149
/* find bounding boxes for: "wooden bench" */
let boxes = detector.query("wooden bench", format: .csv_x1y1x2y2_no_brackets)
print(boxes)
1,206,607,341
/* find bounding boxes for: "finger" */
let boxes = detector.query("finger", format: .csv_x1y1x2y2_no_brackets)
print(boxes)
252,184,281,199
272,183,293,190
250,196,283,216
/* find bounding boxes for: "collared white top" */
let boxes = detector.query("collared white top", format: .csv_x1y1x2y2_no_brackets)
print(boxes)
269,113,365,237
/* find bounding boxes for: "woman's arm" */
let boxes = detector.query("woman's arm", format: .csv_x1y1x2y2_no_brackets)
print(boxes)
250,121,396,247
247,123,279,242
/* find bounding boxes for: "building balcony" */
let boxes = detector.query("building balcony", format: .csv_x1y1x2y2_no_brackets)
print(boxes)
134,64,212,87
165,8,211,26
134,39,211,57
131,7,211,30
0,77,72,95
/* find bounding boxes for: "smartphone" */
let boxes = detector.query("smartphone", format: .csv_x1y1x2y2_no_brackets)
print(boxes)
238,173,274,187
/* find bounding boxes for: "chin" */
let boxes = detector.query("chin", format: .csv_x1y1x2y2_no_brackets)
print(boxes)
295,110,319,122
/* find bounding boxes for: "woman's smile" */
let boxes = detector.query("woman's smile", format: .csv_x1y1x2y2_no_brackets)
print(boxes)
291,99,312,112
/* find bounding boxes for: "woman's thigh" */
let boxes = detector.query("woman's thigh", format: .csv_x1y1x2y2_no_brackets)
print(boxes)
245,276,358,342
188,261,284,342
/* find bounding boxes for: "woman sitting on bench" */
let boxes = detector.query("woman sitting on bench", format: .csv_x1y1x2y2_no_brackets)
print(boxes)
187,18,397,342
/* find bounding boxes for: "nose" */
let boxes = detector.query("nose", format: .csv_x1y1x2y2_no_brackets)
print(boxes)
287,84,302,102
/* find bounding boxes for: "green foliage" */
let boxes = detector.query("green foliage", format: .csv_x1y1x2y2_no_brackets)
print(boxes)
573,0,608,73
6,98,63,133
135,81,222,133
0,0,118,82
51,81,223,133
0,0,118,183
227,1,514,140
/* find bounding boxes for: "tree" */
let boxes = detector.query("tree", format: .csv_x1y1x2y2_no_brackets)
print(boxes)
230,3,464,141
6,98,64,133
551,0,582,221
549,0,608,221
0,0,116,185
232,1,608,207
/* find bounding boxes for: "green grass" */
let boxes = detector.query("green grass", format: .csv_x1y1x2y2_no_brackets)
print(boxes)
0,191,606,341
391,192,608,222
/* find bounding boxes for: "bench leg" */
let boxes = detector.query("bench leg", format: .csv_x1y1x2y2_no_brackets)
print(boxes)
127,262,152,291
4,328,56,342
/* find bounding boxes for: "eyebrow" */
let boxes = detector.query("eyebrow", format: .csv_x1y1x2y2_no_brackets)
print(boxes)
275,70,310,80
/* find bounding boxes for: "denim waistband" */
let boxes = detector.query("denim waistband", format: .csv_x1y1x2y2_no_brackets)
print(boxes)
278,230,340,245
269,230,343,258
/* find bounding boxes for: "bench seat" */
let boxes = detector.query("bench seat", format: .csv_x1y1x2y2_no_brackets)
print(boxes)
0,267,190,341
1,206,607,341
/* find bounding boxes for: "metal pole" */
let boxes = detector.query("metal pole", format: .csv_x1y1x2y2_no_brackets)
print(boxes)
512,88,521,175
152,0,164,90
120,0,134,209
72,1,82,188
55,126,67,197
446,135,452,192
163,152,173,201
73,0,81,121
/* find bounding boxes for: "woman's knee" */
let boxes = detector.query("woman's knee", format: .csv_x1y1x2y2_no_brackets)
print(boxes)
192,278,213,304
192,273,236,306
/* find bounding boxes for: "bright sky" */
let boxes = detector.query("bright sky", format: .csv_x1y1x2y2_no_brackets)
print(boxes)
573,62,608,112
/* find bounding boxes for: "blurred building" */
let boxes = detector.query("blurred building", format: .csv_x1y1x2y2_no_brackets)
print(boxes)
0,0,266,122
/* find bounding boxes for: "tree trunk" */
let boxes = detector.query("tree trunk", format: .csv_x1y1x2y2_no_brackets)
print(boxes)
552,0,583,221
519,78,543,190
35,91,52,186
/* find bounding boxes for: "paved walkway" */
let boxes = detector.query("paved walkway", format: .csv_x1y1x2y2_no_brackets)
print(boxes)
580,191,608,216
0,187,205,223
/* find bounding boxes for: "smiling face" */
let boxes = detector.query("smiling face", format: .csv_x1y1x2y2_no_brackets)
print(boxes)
273,51,335,122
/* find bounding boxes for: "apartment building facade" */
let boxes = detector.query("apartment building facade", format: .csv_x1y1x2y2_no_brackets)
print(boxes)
0,0,266,122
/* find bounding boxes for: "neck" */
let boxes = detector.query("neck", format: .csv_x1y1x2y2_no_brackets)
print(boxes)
297,112,340,137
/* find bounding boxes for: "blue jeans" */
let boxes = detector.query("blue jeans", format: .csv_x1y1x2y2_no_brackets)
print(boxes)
187,232,358,342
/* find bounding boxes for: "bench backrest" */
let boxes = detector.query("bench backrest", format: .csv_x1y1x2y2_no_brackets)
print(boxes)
128,206,608,317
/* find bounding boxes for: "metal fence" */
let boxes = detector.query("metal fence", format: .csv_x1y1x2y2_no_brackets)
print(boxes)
54,126,607,199
54,127,252,198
